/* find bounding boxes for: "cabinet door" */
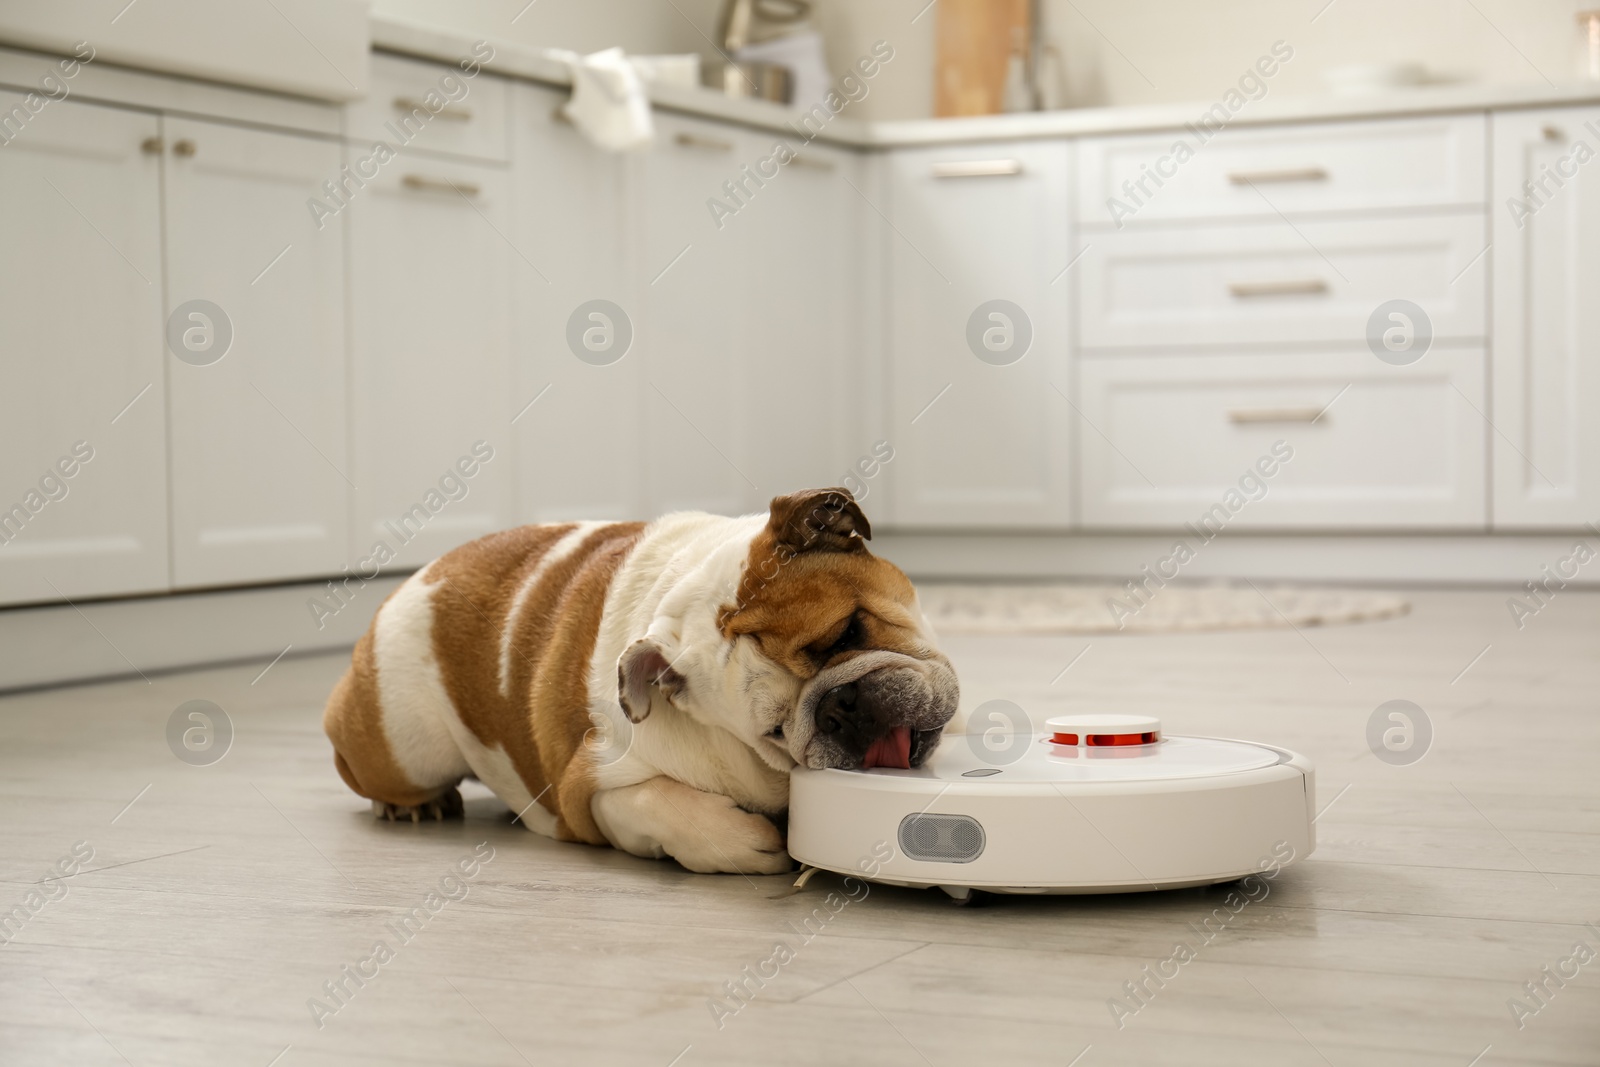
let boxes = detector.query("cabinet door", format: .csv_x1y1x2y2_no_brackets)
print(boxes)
0,95,169,606
733,140,862,511
1491,108,1600,527
886,141,1072,527
509,84,642,522
348,153,513,566
163,116,348,588
639,114,758,517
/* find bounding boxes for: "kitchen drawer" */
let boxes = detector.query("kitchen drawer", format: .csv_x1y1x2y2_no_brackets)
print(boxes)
1077,115,1486,226
345,53,508,162
1078,213,1486,349
1077,349,1487,529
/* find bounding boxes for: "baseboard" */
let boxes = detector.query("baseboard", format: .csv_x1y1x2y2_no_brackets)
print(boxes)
872,530,1599,588
0,575,407,694
2,532,1591,692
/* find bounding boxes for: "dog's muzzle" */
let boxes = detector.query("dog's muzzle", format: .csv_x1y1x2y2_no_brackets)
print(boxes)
804,653,958,770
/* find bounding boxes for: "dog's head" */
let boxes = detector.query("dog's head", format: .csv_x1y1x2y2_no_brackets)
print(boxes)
615,488,959,772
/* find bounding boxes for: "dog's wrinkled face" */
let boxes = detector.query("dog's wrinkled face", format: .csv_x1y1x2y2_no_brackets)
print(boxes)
618,489,959,773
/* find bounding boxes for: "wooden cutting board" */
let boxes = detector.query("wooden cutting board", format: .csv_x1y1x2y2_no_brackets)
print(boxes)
935,0,1030,117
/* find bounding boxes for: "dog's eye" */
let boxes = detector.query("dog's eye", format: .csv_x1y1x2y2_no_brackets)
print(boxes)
806,612,865,665
768,724,784,739
826,614,864,655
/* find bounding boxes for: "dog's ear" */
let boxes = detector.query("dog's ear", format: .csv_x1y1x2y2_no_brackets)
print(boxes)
617,639,683,723
766,487,872,554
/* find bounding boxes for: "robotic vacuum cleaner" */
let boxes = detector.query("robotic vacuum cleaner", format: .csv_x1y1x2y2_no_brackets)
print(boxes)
789,714,1314,898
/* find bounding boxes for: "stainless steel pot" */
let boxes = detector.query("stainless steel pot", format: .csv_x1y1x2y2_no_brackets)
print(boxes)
703,59,793,104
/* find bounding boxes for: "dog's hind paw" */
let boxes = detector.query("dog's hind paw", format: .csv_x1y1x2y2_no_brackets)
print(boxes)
371,787,464,823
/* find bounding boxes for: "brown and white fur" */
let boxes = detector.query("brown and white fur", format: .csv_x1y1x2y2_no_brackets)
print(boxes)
323,488,959,874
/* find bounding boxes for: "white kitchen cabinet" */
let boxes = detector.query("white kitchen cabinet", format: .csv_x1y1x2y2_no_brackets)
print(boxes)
1078,349,1488,529
348,151,513,567
164,116,348,588
885,140,1073,528
729,138,862,509
509,84,642,523
1491,107,1600,528
0,95,169,606
514,101,864,522
639,113,759,517
12,34,1597,615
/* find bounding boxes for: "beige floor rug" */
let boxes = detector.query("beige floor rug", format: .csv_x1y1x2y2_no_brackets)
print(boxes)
917,582,1410,634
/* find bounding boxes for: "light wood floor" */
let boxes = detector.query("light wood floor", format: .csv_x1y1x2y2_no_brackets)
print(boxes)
1,588,1596,1065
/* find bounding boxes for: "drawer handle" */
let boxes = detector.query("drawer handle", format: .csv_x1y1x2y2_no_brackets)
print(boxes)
931,159,1024,178
401,174,480,196
675,131,733,152
1228,407,1324,424
1228,279,1329,298
172,138,196,157
1226,167,1328,185
394,96,472,121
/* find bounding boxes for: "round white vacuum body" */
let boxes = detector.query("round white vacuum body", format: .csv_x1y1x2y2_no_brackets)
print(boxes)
788,715,1315,895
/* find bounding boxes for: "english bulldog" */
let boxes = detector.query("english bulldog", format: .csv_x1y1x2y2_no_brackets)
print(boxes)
323,488,960,874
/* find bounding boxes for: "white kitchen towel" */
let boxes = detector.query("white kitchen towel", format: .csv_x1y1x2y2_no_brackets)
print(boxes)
550,46,654,151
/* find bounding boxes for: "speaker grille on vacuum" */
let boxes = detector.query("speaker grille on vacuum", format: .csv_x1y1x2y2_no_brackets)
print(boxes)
897,813,986,863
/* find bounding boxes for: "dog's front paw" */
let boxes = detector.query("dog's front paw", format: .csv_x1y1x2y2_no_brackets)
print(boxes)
671,796,792,876
371,787,464,823
593,777,794,876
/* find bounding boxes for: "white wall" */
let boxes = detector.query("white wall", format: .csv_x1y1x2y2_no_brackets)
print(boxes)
1036,0,1593,112
374,0,1595,120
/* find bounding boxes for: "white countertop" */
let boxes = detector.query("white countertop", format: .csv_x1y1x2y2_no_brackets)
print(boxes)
864,81,1600,146
373,13,1600,150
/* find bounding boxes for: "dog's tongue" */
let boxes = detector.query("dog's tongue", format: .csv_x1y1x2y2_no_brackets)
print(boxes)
862,726,912,770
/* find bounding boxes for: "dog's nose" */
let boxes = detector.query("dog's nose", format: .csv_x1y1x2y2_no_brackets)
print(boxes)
815,683,857,735
814,679,896,751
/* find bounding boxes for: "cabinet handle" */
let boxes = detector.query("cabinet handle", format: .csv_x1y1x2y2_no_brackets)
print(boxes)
1227,407,1324,424
931,159,1024,178
1227,279,1328,298
674,131,733,152
1226,166,1327,185
789,152,835,171
172,139,196,157
1542,125,1565,142
140,136,163,155
394,96,472,121
401,174,479,196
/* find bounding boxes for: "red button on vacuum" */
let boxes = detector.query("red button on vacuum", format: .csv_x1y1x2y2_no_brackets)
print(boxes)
1046,715,1162,748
